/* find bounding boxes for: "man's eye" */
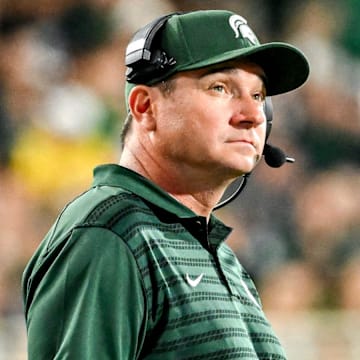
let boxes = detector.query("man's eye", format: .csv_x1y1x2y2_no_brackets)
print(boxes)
211,84,226,93
253,93,265,102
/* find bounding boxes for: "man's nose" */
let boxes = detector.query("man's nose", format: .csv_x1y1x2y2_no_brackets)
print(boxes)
229,97,265,127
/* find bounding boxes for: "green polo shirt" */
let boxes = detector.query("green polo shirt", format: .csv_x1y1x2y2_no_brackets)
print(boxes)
22,164,287,359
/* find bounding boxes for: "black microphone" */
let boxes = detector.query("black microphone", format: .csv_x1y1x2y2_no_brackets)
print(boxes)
263,143,295,168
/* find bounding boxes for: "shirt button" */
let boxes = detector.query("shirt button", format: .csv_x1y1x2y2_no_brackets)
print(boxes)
195,219,203,228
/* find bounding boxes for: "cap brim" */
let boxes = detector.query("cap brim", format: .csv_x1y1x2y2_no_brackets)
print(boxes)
175,42,310,96
245,43,310,95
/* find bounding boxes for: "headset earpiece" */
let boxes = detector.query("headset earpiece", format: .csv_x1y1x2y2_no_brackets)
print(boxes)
125,13,180,84
264,97,273,141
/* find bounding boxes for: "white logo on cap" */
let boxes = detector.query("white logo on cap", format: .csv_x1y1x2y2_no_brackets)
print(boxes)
229,15,258,45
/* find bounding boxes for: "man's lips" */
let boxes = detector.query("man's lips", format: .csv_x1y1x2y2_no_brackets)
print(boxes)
226,139,257,149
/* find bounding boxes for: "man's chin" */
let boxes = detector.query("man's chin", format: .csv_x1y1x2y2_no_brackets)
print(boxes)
232,156,261,175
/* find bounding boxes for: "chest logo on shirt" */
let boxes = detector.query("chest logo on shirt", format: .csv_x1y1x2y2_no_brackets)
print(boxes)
240,279,261,308
185,273,204,287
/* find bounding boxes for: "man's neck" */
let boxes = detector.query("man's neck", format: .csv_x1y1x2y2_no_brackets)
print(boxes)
119,148,228,219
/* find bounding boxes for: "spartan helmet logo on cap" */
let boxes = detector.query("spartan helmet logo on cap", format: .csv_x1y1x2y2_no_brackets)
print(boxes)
229,15,258,45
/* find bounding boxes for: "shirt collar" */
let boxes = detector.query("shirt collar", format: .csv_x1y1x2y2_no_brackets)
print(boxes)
92,164,233,247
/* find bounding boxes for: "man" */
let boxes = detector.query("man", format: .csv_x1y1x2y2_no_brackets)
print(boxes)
22,10,309,359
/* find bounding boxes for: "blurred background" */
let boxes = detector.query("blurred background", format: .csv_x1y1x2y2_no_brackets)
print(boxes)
0,0,359,358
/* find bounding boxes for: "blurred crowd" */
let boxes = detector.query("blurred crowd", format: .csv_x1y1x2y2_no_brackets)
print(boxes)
0,0,359,346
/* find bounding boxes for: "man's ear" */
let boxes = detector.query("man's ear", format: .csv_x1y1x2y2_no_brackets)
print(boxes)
128,85,156,131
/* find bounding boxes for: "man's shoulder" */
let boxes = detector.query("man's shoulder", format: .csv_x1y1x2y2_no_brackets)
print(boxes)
59,184,148,232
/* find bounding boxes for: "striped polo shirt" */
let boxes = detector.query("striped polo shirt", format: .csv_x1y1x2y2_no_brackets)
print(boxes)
22,164,286,359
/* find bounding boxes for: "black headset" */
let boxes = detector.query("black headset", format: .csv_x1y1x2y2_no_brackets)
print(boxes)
125,13,295,208
125,13,179,84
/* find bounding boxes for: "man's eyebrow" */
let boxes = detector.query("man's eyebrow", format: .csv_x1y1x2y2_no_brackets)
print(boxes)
199,64,268,86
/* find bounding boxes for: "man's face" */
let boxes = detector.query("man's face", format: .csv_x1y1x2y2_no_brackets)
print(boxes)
149,60,267,182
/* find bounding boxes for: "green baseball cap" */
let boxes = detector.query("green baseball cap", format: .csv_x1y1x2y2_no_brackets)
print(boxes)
125,10,309,102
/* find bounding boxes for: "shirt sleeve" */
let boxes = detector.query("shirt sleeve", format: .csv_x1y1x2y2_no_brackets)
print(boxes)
26,226,147,360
